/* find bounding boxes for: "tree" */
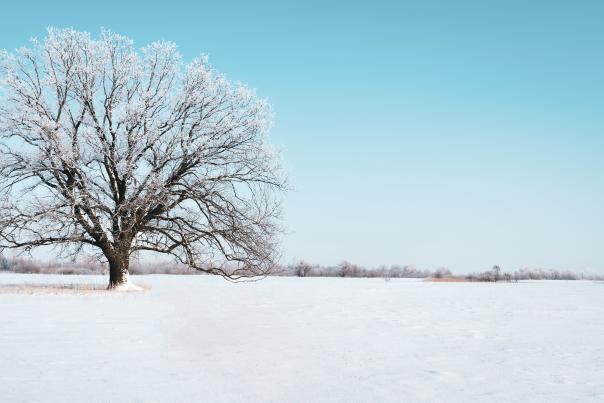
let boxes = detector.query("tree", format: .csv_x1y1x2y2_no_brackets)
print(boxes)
293,260,313,277
338,261,365,277
0,254,9,271
492,265,501,282
0,28,286,289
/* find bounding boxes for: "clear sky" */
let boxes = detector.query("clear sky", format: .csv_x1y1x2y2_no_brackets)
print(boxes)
1,0,603,272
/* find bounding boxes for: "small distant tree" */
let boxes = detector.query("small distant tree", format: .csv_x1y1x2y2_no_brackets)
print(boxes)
0,254,9,271
492,265,501,282
338,261,366,277
0,28,286,288
293,260,313,277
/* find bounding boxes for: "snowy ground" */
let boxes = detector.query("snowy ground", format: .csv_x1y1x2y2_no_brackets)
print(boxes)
1,274,603,403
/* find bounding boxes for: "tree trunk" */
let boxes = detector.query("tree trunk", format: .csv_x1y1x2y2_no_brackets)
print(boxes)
107,253,130,289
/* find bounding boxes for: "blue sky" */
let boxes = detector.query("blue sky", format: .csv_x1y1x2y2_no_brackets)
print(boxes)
1,0,603,272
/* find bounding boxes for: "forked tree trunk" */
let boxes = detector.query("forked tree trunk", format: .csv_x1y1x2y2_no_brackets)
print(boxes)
107,253,130,289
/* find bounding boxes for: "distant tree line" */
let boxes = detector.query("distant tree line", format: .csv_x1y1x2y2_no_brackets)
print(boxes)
464,265,604,282
280,261,604,281
276,261,453,279
0,255,194,275
1,254,603,281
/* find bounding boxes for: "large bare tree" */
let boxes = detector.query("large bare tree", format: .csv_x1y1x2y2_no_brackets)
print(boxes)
0,28,285,288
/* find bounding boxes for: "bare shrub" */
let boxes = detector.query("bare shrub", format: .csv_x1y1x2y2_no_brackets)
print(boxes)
433,267,453,279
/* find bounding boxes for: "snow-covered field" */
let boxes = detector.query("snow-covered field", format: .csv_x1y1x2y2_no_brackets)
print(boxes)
1,274,603,402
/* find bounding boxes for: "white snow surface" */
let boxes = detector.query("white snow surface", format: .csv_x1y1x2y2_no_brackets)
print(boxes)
1,274,603,403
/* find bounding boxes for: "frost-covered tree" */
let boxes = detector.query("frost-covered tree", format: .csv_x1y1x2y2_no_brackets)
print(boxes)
0,28,285,288
293,260,313,277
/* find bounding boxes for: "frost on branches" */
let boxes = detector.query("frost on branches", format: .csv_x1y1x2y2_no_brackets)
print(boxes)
0,28,285,288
